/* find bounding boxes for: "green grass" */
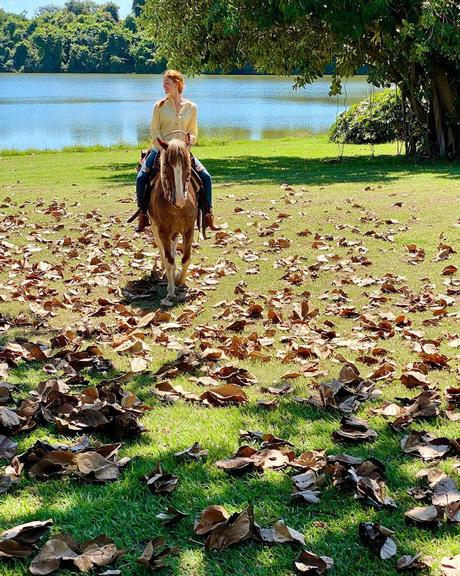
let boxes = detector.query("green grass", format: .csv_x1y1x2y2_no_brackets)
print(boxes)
0,135,459,575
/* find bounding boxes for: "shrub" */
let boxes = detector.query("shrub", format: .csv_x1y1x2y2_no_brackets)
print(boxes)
329,88,404,144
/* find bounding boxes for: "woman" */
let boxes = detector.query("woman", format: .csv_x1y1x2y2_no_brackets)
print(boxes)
135,69,218,232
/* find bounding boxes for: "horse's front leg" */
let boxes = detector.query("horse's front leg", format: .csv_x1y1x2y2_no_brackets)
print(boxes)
170,234,179,286
160,234,176,306
151,224,167,273
176,228,193,286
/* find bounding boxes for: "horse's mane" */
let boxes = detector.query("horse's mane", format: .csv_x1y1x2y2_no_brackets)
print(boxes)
159,139,192,203
160,139,191,174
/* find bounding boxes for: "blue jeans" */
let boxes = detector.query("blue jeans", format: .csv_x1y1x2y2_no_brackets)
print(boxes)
136,149,157,212
136,149,212,211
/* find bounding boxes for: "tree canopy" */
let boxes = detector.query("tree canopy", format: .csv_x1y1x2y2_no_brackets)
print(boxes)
0,1,164,73
142,0,460,158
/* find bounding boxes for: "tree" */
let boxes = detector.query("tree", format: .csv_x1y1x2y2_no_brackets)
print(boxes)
131,0,145,18
64,0,97,15
98,2,119,22
12,41,30,69
34,4,61,17
0,3,164,75
30,25,63,71
123,13,137,32
129,33,163,73
13,40,40,71
142,0,460,158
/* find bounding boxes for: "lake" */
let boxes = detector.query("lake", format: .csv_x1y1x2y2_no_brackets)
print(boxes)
0,74,375,150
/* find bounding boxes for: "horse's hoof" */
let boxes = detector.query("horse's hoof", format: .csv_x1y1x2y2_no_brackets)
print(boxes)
160,297,175,307
176,289,188,302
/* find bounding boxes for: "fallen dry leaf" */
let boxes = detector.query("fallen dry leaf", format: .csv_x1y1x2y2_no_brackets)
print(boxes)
0,520,53,559
156,506,188,526
396,553,433,571
0,434,17,458
200,384,247,406
358,522,397,559
332,416,378,443
136,537,178,571
144,462,179,494
404,505,442,527
401,431,452,460
204,505,254,551
194,505,230,536
294,550,334,574
440,555,460,576
255,520,305,546
174,442,208,461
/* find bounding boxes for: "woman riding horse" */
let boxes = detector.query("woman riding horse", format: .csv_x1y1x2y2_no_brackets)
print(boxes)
135,69,219,232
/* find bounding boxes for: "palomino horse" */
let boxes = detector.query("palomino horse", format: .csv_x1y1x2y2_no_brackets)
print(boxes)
148,137,199,306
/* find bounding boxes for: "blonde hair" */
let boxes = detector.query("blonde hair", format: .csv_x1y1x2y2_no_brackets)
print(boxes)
164,69,184,94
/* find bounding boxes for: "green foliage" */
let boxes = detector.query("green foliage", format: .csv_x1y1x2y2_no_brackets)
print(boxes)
34,4,61,17
131,0,145,18
99,2,120,22
30,24,64,72
329,89,403,144
64,0,97,15
142,0,460,157
0,2,163,73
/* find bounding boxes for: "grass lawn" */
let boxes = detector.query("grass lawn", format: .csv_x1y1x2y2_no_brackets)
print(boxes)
0,135,459,575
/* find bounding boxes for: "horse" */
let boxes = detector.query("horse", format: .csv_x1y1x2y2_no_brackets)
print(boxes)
148,137,199,306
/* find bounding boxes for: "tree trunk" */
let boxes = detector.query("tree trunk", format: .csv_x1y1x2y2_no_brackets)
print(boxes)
431,68,459,158
402,68,460,159
401,90,415,158
430,84,446,157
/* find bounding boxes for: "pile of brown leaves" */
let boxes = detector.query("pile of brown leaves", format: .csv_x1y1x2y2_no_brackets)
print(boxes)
401,430,459,461
30,533,123,574
0,519,52,559
405,468,460,526
13,379,149,438
328,454,396,509
13,437,130,483
193,503,333,573
374,389,441,430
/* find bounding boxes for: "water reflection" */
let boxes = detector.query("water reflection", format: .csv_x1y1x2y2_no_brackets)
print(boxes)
0,74,377,150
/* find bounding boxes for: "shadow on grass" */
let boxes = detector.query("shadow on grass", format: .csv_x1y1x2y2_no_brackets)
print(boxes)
93,154,460,188
2,362,452,576
2,342,458,576
121,272,204,312
1,430,441,576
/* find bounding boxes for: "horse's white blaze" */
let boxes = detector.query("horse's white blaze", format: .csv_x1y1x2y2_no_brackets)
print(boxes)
173,163,185,207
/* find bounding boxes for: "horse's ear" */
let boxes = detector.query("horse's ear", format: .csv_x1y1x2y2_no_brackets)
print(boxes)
156,138,169,150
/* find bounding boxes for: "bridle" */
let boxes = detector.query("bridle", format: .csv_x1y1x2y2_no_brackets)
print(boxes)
159,133,192,206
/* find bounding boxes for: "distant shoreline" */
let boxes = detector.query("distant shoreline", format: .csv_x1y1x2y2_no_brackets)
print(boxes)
0,134,311,156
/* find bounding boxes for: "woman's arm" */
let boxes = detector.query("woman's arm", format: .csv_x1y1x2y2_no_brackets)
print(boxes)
187,104,198,145
150,103,161,146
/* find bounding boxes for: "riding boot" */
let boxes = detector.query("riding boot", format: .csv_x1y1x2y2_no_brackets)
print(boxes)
135,212,150,233
204,211,221,231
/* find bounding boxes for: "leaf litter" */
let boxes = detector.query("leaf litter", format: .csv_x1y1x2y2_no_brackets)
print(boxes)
1,182,459,575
